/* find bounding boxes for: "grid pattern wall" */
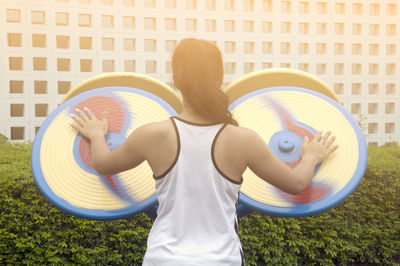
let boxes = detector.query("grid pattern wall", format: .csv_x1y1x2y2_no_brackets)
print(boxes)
1,0,399,145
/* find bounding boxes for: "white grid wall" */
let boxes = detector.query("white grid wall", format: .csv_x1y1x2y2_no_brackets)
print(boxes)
1,0,399,145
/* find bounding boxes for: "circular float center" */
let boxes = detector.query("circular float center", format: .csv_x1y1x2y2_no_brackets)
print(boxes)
278,138,295,153
268,130,303,162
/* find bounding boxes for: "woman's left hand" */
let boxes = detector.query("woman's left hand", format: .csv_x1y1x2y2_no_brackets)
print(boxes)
70,107,108,140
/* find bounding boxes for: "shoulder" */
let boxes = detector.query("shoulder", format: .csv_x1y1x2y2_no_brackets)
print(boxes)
223,124,259,141
124,119,174,154
136,118,173,133
132,119,175,141
223,124,267,158
222,124,261,149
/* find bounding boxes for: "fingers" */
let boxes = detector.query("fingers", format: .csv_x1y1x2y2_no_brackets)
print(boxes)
74,107,97,121
85,107,96,120
318,131,339,154
326,135,336,147
70,122,81,132
102,111,109,131
328,144,339,155
75,108,89,123
70,108,109,134
321,131,331,145
312,131,322,143
70,113,84,127
312,131,336,146
102,111,108,123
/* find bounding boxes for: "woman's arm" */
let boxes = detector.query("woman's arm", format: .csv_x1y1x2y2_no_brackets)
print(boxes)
70,107,149,176
243,128,338,194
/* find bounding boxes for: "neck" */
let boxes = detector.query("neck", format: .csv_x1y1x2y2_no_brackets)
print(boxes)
178,98,213,123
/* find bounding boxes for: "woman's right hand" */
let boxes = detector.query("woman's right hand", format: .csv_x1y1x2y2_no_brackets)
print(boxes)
244,128,339,194
300,131,339,164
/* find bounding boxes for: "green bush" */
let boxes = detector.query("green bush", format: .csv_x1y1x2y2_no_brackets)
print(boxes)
0,134,8,144
0,142,399,265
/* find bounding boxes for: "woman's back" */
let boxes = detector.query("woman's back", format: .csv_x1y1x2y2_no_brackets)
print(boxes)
142,117,245,265
144,117,247,184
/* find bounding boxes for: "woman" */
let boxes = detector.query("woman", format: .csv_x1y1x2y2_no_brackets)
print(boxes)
70,38,338,265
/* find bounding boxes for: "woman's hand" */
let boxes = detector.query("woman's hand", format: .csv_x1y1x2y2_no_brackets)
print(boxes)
301,131,338,164
70,107,108,140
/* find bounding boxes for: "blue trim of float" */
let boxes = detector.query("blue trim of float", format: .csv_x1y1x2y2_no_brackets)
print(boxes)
236,204,254,218
31,86,177,220
230,86,368,217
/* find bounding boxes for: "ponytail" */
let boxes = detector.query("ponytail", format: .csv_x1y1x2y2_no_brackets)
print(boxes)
172,38,238,126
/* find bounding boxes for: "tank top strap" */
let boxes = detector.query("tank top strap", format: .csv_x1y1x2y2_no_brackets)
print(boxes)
171,116,223,127
171,116,225,151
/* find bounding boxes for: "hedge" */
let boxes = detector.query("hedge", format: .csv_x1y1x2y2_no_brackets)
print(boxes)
0,142,399,265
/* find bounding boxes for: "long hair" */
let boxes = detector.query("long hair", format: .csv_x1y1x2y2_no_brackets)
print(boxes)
172,38,238,126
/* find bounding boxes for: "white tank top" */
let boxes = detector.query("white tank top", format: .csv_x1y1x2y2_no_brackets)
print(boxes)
142,116,244,266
